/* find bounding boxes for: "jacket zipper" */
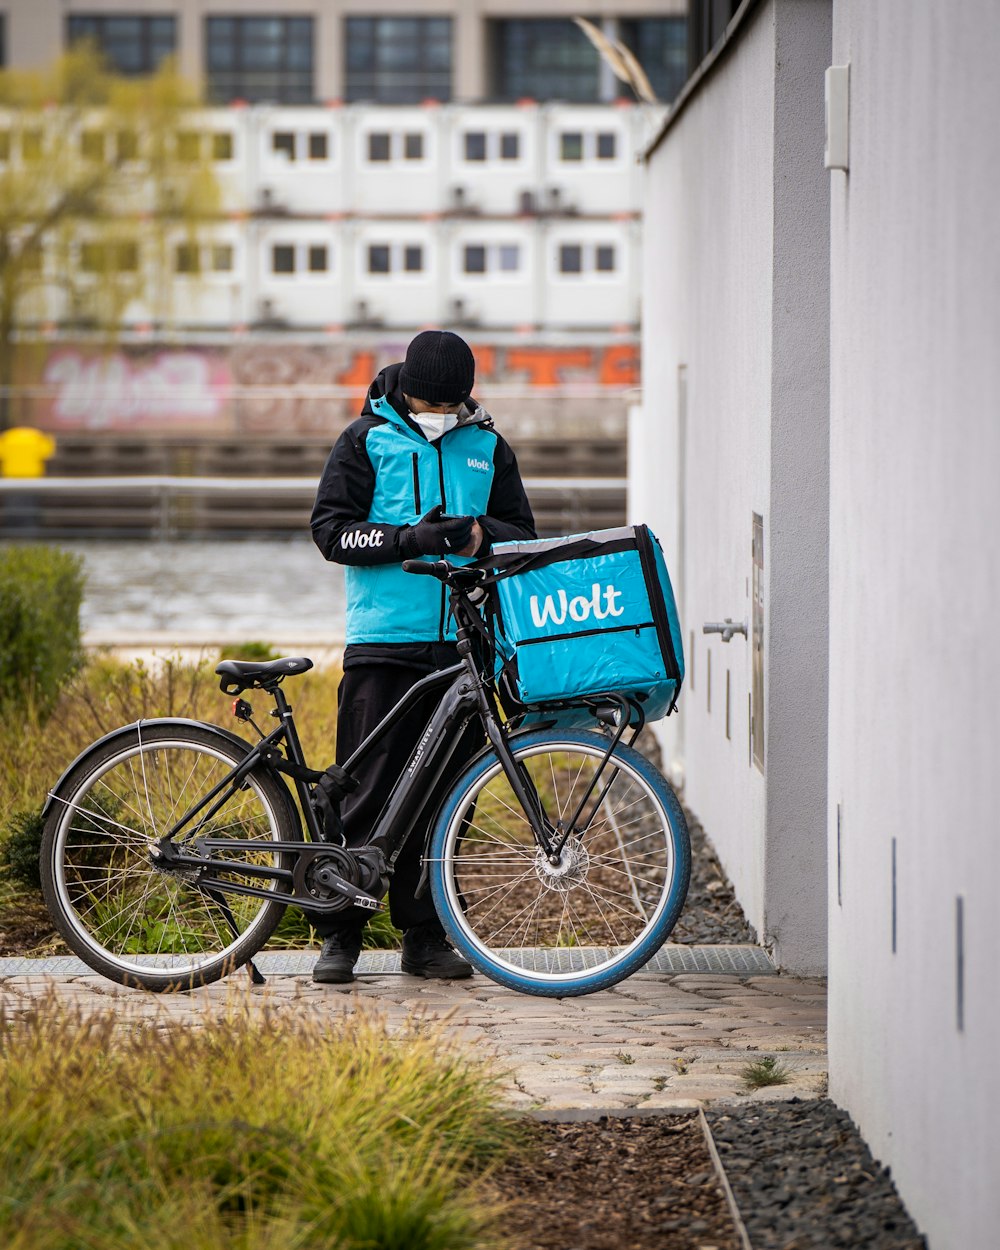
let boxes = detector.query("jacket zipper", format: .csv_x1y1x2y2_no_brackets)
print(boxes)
411,452,421,512
436,444,447,640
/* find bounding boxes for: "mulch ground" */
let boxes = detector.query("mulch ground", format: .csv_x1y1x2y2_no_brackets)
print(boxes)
0,895,62,958
488,1114,741,1250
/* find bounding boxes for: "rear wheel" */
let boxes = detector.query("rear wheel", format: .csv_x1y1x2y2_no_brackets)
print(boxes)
41,722,300,991
428,730,690,996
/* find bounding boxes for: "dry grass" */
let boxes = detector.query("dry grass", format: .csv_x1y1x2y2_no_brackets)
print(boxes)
0,653,348,954
0,652,342,831
0,992,524,1249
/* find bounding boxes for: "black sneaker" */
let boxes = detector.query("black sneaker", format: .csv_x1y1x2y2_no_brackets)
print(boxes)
401,923,473,980
312,929,363,984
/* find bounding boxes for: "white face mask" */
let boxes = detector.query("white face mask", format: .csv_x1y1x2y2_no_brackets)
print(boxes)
410,410,460,441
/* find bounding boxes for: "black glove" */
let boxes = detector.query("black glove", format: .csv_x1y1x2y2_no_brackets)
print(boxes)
401,504,475,557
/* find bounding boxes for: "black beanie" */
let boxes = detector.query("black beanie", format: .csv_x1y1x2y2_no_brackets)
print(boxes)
398,330,475,405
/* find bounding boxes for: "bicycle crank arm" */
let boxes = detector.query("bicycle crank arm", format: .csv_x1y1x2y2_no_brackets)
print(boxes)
192,875,382,914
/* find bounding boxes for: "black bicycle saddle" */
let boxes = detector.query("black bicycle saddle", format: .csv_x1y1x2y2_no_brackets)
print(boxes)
216,656,314,693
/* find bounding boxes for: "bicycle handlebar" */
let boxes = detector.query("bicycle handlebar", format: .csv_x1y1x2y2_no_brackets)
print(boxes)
401,559,452,579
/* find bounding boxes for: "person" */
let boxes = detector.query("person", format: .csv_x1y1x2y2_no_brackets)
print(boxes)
310,330,536,984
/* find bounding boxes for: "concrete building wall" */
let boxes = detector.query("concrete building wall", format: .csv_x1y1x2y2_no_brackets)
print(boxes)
827,3,1000,1246
634,0,830,971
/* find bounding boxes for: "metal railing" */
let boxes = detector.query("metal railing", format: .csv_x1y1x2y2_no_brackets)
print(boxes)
0,475,627,539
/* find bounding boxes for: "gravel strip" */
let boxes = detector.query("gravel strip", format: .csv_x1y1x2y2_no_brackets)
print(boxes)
672,808,757,946
706,1100,926,1249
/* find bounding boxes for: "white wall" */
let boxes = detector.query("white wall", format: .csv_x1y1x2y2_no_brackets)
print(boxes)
827,3,1000,1247
635,0,830,971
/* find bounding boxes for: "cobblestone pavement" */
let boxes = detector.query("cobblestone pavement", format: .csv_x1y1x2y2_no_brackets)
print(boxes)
0,958,827,1110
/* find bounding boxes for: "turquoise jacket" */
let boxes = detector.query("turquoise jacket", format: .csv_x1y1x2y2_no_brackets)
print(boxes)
311,364,535,644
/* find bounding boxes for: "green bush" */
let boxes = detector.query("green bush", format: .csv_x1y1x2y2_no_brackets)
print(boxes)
0,546,84,718
0,808,44,890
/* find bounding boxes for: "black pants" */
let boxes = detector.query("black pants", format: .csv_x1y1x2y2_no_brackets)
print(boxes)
312,659,483,936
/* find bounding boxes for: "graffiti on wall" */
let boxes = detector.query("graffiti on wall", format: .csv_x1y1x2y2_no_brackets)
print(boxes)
26,340,639,432
42,351,229,429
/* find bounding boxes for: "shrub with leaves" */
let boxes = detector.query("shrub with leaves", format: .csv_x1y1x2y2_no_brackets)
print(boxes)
0,545,84,718
0,807,44,890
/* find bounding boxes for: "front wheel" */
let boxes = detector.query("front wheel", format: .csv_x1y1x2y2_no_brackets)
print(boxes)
428,730,690,996
40,722,301,991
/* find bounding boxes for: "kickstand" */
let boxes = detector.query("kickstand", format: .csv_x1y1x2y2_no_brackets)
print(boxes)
204,886,266,986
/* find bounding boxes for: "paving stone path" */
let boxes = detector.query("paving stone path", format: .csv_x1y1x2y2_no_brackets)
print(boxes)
0,954,827,1110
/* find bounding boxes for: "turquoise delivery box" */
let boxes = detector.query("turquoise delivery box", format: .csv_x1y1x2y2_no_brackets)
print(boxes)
488,525,684,723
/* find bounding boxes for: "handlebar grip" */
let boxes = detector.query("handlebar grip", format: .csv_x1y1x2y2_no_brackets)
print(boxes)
401,559,450,578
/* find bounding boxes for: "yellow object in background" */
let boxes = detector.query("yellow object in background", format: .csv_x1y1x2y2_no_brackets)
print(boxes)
0,427,56,478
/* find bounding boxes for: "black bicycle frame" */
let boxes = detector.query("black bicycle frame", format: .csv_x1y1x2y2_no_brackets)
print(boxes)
150,621,559,913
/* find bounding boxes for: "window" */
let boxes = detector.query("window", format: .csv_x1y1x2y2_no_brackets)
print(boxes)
557,242,618,276
22,130,43,161
175,243,200,275
491,19,599,102
618,17,688,104
82,241,138,273
366,132,425,163
560,133,583,162
67,14,177,77
345,16,452,103
367,133,390,162
177,131,201,162
463,245,486,275
205,16,313,105
212,133,234,161
117,129,138,162
367,245,391,274
308,245,328,273
558,245,583,274
211,245,234,272
366,243,425,275
272,244,295,274
81,129,105,161
21,242,43,275
117,242,139,272
464,132,486,162
308,132,327,160
462,131,522,163
462,244,521,276
558,130,621,162
272,131,295,160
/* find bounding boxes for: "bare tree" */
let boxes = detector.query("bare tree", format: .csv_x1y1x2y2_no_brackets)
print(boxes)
0,47,220,428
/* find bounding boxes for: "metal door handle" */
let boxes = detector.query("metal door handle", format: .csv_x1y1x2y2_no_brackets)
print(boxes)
703,619,748,643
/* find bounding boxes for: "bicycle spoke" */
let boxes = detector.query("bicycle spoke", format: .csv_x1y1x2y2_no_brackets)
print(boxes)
47,730,292,983
436,737,689,992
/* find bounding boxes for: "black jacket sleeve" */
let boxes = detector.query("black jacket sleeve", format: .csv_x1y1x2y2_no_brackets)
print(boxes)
311,424,414,566
477,435,537,552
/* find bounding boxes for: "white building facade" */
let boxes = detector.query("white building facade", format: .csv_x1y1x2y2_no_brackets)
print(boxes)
1,1,681,338
636,1,1000,1247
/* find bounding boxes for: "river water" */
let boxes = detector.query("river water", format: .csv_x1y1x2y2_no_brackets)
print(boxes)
59,538,347,648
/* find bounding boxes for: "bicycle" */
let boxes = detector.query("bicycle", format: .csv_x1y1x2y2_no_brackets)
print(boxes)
40,557,690,998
